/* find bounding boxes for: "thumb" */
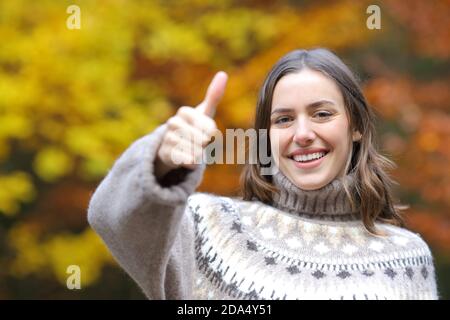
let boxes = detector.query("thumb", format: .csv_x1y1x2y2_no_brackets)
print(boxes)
196,71,228,118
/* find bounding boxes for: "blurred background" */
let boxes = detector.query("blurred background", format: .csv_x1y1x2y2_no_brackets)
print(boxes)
0,0,448,299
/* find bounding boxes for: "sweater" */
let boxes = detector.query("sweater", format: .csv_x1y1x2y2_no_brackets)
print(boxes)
87,123,439,300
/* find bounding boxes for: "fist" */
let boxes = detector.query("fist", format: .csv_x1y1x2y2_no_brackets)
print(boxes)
155,71,228,177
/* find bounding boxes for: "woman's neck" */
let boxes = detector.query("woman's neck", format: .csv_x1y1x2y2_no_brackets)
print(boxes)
271,169,361,221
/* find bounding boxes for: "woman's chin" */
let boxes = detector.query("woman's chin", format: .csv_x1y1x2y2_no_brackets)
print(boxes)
294,181,326,191
287,171,333,191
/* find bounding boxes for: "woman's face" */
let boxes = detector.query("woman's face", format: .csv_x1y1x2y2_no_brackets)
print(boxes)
269,68,358,190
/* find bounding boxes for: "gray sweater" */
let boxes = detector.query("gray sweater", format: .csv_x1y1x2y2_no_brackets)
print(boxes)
88,123,439,300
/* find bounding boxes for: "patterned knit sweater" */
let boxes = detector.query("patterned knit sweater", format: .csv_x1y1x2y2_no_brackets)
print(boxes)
87,123,439,300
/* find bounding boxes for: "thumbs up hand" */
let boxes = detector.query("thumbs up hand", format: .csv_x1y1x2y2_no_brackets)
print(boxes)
195,71,228,118
155,71,228,179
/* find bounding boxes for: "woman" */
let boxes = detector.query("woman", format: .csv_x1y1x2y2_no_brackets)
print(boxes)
87,48,439,300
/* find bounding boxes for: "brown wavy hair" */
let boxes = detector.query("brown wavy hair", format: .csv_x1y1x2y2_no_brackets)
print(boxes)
239,48,408,236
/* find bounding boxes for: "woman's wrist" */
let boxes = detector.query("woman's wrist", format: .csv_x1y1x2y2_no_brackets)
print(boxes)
154,155,174,181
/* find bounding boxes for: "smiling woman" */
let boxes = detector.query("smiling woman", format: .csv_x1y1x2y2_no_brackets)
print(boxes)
88,48,439,300
270,70,356,190
241,49,396,235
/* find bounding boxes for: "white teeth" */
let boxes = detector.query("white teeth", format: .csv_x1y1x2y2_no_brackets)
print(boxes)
293,152,326,162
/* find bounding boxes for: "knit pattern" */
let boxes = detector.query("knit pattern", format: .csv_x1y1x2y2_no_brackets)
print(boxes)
189,193,437,300
88,123,439,300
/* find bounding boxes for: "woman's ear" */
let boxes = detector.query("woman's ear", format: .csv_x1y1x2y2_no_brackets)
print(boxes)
352,130,362,142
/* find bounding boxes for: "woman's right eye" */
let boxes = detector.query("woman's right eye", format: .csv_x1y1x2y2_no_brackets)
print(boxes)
275,116,291,124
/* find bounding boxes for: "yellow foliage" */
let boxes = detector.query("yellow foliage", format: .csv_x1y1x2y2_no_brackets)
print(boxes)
8,224,115,287
0,172,35,216
33,147,74,182
417,131,441,153
42,229,114,287
8,224,48,276
0,113,31,139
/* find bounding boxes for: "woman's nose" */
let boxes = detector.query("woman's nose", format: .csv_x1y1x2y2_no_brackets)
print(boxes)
292,120,316,145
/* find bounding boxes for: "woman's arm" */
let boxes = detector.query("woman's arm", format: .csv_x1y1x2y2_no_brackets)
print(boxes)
88,71,227,299
87,123,206,299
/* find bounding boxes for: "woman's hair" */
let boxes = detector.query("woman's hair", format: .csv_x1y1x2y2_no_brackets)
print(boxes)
239,48,408,236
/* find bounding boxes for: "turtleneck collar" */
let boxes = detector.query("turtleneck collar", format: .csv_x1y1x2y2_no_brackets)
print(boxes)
271,169,361,221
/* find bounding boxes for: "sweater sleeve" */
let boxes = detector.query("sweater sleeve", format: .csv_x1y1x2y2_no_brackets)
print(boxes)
87,123,206,299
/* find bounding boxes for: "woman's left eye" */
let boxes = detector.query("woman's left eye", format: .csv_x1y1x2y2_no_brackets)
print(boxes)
315,111,332,118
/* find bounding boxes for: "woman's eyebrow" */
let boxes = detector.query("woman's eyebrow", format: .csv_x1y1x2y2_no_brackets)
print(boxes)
271,99,335,115
270,108,294,115
307,99,336,109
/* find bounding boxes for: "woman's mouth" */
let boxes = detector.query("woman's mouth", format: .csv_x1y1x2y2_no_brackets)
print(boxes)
289,151,329,169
